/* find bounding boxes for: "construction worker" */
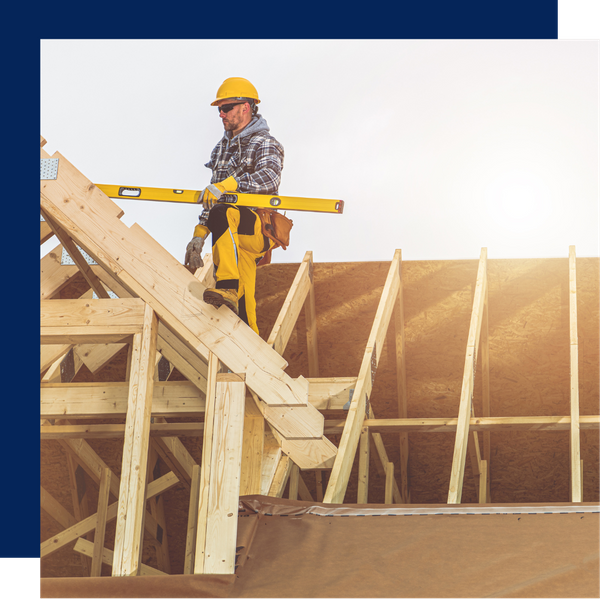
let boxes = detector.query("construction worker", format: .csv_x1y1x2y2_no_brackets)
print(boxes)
184,77,285,335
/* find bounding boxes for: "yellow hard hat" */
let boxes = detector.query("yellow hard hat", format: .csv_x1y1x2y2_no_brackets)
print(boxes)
210,77,261,106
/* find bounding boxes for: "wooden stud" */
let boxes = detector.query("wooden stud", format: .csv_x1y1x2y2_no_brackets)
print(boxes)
385,462,394,504
91,468,111,577
267,252,313,356
74,538,165,577
448,248,488,504
478,460,488,504
146,448,172,574
202,375,246,574
194,353,221,574
289,463,300,500
481,277,491,503
112,303,158,576
66,453,92,575
184,465,201,575
324,250,402,504
268,455,292,498
569,245,582,502
261,428,284,495
357,426,370,504
336,415,600,433
370,431,402,503
393,258,409,503
315,471,324,502
240,393,265,496
304,251,320,378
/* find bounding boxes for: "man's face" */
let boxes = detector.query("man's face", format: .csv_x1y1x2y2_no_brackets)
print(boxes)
216,98,250,133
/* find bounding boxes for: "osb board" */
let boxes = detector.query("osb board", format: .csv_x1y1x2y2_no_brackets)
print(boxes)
40,257,599,578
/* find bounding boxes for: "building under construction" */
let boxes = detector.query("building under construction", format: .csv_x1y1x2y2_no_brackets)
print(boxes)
40,137,599,597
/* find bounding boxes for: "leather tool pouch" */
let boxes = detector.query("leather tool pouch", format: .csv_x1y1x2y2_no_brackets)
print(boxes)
256,209,293,266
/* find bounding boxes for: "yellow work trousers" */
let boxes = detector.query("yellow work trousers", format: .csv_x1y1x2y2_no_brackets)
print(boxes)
206,204,271,334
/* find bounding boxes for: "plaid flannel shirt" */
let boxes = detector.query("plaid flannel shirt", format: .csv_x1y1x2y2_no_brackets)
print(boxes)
198,115,284,227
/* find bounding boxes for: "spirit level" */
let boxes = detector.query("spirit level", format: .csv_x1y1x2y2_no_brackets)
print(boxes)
96,184,344,214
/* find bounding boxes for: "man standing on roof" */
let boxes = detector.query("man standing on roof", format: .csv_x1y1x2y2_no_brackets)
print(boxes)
184,77,285,335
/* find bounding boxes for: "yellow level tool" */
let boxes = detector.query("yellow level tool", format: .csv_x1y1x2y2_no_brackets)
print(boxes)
96,184,344,214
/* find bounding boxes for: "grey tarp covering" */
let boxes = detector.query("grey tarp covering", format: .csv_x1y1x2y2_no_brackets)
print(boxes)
41,495,600,598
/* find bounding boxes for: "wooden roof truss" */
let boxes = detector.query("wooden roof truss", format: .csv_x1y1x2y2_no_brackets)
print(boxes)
40,136,596,578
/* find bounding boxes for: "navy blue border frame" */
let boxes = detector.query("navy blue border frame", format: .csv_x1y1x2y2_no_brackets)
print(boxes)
9,0,558,560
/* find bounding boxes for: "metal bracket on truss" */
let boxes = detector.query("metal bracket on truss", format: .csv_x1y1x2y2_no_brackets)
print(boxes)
40,158,59,180
61,246,97,266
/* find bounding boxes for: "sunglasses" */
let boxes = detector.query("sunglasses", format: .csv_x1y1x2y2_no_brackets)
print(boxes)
218,102,245,114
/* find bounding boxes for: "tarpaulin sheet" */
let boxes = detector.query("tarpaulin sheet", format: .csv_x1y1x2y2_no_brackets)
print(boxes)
41,496,600,598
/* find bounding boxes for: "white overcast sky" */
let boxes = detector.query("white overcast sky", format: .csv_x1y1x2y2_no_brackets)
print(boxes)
41,39,599,263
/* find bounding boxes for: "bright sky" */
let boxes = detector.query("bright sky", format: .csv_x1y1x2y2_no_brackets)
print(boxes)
41,39,599,263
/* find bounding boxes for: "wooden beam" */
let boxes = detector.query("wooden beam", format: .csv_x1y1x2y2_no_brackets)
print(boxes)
370,430,402,503
569,245,582,502
261,428,284,495
289,463,300,500
385,462,394,504
240,393,265,496
41,381,206,420
74,538,166,577
146,448,172,574
41,298,146,345
91,468,111,577
194,353,220,574
40,380,355,422
324,250,402,504
357,427,370,504
40,209,111,299
448,248,488,504
267,252,312,356
184,465,201,575
199,373,247,575
393,257,409,503
303,252,319,378
268,455,292,498
478,460,488,504
66,454,92,575
40,413,600,440
481,274,491,503
315,471,324,502
41,472,178,558
113,303,158,577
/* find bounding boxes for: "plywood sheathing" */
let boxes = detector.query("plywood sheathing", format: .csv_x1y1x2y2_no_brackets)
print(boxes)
41,255,599,578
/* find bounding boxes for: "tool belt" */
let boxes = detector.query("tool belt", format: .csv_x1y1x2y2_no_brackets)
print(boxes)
255,208,293,266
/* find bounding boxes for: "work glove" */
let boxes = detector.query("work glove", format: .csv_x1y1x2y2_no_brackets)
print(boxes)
200,175,238,210
184,236,206,273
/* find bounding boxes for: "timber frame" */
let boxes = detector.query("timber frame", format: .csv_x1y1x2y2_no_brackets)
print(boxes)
40,136,599,578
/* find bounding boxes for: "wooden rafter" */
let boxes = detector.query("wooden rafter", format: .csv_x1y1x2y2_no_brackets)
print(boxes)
447,248,488,504
324,250,402,503
569,245,582,502
112,303,158,576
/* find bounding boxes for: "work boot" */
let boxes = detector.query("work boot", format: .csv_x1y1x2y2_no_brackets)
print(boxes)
203,288,239,315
